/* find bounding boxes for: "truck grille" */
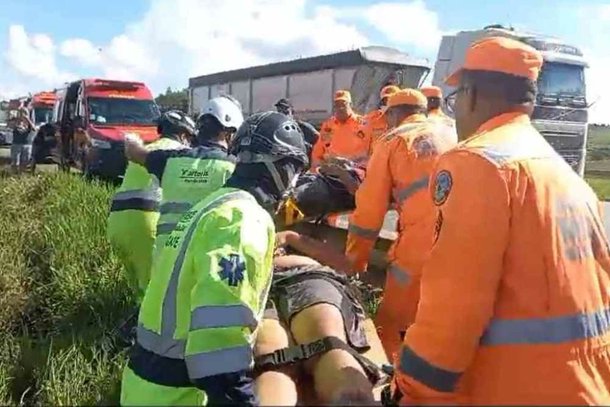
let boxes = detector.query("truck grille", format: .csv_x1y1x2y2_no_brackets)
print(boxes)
532,106,588,123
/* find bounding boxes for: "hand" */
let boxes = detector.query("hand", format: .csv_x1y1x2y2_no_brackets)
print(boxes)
275,231,300,249
124,135,147,164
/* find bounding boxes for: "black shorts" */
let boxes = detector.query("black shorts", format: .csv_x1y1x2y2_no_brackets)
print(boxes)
264,264,370,351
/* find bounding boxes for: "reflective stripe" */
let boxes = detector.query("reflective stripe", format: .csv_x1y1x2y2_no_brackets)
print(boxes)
393,176,429,205
160,191,254,346
398,345,461,393
348,223,379,240
137,190,254,359
156,222,178,235
480,307,610,346
190,304,257,331
388,263,410,286
186,344,253,379
160,201,193,215
110,197,160,212
137,324,185,359
113,188,161,202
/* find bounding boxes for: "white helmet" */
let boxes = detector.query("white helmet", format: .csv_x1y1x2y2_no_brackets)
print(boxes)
198,96,244,130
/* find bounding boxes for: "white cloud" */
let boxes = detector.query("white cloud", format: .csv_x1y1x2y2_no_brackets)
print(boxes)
58,0,370,92
60,38,101,67
362,1,442,53
4,25,75,87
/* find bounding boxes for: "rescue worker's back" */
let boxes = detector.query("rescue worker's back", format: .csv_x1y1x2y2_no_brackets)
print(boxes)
392,36,610,405
346,90,456,358
396,112,610,404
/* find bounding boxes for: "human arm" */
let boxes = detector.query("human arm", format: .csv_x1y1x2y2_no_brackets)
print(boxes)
275,230,352,272
345,139,394,273
392,152,510,404
124,135,148,166
188,207,275,404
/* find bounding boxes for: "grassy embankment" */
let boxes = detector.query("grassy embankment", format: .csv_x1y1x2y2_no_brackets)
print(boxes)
586,125,610,200
0,172,134,405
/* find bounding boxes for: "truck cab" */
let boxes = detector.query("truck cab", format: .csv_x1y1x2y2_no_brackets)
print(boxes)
53,78,160,179
433,25,589,176
29,92,56,127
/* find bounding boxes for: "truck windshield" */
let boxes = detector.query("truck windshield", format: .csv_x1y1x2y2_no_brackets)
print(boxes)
87,97,160,126
537,62,586,98
33,107,53,125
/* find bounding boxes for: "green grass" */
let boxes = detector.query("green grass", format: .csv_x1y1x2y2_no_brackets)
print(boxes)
586,176,610,201
0,172,134,405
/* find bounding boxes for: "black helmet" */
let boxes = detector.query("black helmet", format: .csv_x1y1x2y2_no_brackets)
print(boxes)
157,110,197,137
230,111,308,167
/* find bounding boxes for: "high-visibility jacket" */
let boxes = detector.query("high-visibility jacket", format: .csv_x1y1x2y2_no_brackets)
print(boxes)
121,187,275,406
145,142,236,261
107,137,185,299
346,113,456,358
393,112,610,405
428,108,458,144
361,109,389,155
311,113,368,168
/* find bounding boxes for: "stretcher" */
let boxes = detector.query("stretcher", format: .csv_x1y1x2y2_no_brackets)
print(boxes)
295,318,390,404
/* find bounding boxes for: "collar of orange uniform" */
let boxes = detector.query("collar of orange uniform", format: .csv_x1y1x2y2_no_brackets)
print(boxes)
399,113,427,125
474,111,531,136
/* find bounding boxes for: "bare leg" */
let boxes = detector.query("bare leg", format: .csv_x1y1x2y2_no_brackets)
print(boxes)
290,303,375,404
254,318,299,406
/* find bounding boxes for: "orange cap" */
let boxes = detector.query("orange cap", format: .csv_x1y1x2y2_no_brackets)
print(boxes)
420,86,442,98
334,90,352,103
385,89,428,109
380,85,400,99
445,36,543,86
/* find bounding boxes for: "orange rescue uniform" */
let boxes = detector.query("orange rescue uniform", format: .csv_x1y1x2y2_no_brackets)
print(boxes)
311,113,368,168
393,112,610,405
346,113,456,358
360,109,389,155
428,108,458,144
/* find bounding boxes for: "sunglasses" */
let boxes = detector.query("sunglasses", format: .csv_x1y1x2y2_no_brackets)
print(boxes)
444,86,468,114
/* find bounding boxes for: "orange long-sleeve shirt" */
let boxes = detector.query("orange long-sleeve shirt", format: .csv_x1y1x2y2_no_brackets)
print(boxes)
360,109,389,155
393,112,610,405
346,113,455,273
311,113,368,168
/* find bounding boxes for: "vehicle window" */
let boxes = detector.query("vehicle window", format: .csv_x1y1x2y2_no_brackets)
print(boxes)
87,97,160,125
537,62,586,97
33,107,53,125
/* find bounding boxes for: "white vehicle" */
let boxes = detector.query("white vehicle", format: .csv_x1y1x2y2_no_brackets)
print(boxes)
188,46,431,127
433,25,590,176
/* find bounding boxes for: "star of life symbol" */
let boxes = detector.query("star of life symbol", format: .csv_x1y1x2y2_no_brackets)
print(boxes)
218,254,246,287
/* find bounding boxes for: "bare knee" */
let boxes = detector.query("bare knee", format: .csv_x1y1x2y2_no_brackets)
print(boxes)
255,318,298,378
255,318,299,406
290,304,374,403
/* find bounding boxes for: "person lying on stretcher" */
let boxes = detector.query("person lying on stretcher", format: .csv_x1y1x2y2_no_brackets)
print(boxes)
253,230,387,405
276,157,364,228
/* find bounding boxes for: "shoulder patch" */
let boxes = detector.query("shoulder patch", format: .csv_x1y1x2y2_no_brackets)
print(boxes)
432,170,453,206
218,253,246,287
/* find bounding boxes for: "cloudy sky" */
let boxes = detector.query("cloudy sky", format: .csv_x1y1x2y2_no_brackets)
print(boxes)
0,0,609,122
